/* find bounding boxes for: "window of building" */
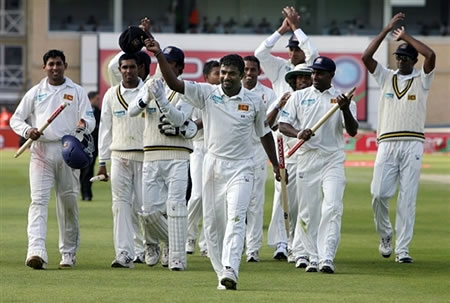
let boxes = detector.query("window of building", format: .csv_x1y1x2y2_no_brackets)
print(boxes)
0,44,24,90
0,0,25,35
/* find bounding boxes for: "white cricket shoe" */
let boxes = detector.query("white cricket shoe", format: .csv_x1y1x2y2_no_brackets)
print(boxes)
395,252,413,263
133,253,145,264
295,256,309,269
246,251,260,262
200,249,208,257
161,246,169,267
217,282,226,290
379,236,393,258
220,266,237,290
145,244,160,267
169,259,186,271
59,253,76,269
273,242,288,260
186,239,195,254
26,255,46,270
319,259,335,274
111,251,134,268
305,261,319,272
287,249,296,263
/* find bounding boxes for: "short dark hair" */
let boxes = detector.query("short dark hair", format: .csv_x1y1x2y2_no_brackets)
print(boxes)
220,54,244,75
202,60,220,77
118,52,139,67
135,51,151,78
43,49,66,65
88,91,98,99
243,55,261,71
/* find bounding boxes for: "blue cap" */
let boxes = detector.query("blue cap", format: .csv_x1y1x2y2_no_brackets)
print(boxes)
309,56,336,72
286,34,300,48
162,46,185,66
394,43,418,59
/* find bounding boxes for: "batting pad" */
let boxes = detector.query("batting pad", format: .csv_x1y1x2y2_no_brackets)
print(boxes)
168,202,188,267
142,212,169,244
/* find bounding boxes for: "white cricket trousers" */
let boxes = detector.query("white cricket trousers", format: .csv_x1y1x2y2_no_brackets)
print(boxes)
186,140,207,251
110,156,143,260
142,159,189,266
268,162,307,254
371,140,423,254
245,146,267,255
294,150,346,263
27,141,80,263
202,153,254,280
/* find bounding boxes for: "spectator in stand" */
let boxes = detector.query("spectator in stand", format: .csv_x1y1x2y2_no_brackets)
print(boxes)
0,106,12,128
328,20,341,35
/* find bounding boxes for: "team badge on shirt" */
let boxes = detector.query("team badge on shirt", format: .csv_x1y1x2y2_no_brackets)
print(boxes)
408,95,416,101
385,93,394,99
238,104,249,111
330,98,337,104
64,94,73,101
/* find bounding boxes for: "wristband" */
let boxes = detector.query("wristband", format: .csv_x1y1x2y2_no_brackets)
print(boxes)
99,162,106,167
154,50,162,58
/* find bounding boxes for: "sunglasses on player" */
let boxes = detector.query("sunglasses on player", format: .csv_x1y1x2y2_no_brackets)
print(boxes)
395,54,413,61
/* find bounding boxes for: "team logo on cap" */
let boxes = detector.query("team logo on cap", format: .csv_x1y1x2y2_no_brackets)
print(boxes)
315,57,322,64
163,47,172,55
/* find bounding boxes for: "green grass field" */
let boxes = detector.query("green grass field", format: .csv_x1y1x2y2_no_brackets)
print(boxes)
1,150,449,302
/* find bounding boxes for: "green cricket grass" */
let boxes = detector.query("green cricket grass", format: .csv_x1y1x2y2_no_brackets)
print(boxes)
1,150,449,302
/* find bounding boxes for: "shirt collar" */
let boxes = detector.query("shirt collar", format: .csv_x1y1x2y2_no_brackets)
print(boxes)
311,85,338,96
394,68,420,79
218,85,244,100
42,77,74,90
120,79,143,92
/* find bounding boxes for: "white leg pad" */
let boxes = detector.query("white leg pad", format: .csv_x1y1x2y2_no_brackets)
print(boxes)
142,212,168,244
168,201,188,267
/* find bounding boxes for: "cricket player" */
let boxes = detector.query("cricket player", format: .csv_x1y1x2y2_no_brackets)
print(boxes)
145,37,282,290
279,56,358,274
96,53,145,268
129,46,194,271
242,55,277,262
10,49,95,269
186,60,220,256
361,12,436,263
255,6,319,260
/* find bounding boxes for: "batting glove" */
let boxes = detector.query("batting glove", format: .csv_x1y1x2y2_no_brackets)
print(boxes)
158,115,180,136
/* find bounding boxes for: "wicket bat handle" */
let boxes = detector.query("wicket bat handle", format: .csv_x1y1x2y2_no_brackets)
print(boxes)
14,103,67,158
286,87,356,158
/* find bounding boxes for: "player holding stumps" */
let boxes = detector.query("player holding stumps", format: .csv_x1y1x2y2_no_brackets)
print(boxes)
361,13,436,263
279,56,358,274
145,37,282,290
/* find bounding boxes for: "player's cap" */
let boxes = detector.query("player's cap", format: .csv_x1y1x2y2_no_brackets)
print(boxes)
162,46,185,65
285,63,312,83
309,56,336,72
394,43,418,59
286,34,300,48
119,26,149,53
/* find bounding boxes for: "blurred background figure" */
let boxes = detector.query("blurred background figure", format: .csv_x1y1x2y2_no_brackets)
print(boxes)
80,91,101,201
1,106,12,128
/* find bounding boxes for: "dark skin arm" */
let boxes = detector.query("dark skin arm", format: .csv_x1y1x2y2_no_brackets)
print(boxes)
362,12,405,73
392,26,436,74
95,165,109,182
279,122,314,141
260,132,283,182
337,94,358,137
266,92,290,128
144,39,185,94
194,119,203,130
27,119,86,140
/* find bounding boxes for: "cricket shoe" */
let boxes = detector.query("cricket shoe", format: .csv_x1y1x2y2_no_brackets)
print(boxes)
161,247,169,267
186,239,195,254
200,249,208,257
305,261,319,272
26,256,46,270
169,259,186,271
287,249,296,263
133,253,145,264
379,235,393,258
319,259,335,274
273,242,288,260
220,266,237,290
395,252,413,263
217,282,226,290
111,251,134,268
145,244,160,266
246,251,260,262
295,256,309,269
59,253,76,269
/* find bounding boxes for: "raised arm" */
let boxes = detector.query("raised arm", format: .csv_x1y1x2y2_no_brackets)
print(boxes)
144,38,185,94
362,12,405,73
392,26,436,74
